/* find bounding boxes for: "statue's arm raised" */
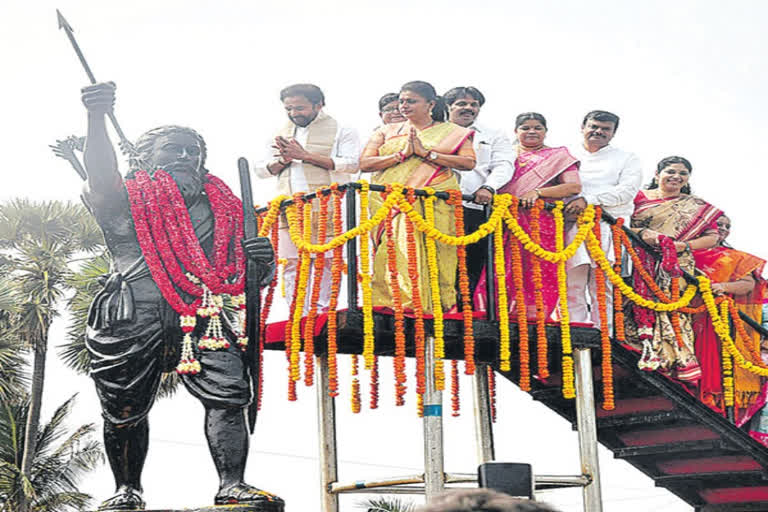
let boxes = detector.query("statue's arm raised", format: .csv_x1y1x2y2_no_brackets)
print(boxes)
81,82,123,203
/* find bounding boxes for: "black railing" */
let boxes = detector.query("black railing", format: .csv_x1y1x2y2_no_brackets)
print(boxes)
254,182,767,343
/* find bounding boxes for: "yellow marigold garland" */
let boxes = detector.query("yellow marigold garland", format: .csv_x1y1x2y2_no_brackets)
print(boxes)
720,300,735,408
370,354,379,410
504,204,596,263
530,200,549,379
289,196,313,383
302,191,331,387
351,353,361,414
488,366,497,423
358,181,375,370
554,202,575,399
586,230,698,311
423,189,445,390
506,200,525,381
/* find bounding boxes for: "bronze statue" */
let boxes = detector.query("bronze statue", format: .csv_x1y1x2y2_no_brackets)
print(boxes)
79,81,283,511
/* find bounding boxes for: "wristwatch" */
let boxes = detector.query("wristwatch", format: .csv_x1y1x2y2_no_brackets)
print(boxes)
427,151,438,161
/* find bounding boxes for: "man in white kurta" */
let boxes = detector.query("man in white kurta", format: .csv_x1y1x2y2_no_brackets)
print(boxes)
254,83,360,310
564,111,643,332
445,86,515,292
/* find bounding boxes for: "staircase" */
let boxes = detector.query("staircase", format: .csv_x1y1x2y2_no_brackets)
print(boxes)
265,309,768,511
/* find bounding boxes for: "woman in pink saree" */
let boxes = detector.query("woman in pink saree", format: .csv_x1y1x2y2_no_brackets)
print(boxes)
474,113,581,319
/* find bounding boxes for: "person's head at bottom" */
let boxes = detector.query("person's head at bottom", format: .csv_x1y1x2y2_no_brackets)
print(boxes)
416,489,560,512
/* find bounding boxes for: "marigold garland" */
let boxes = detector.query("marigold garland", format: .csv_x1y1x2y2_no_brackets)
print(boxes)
302,191,331,387
289,195,313,383
592,208,614,410
423,189,446,390
326,185,345,397
728,297,763,364
530,200,549,379
586,230,699,312
504,204,596,263
669,278,686,349
351,354,361,414
611,220,626,341
506,200,526,382
554,202,575,399
256,219,281,410
488,366,497,423
451,359,460,417
718,299,735,408
370,354,379,410
449,190,476,375
404,190,427,401
358,181,376,370
384,199,407,405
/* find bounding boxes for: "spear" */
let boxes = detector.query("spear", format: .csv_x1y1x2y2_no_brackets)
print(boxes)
56,9,133,154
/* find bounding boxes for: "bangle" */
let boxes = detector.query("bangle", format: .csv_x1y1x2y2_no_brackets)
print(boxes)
685,242,692,253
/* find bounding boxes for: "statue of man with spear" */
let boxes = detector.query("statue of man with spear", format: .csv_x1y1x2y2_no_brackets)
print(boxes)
58,11,283,512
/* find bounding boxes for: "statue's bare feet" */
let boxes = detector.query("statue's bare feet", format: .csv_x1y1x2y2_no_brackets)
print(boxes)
215,482,284,510
98,486,145,511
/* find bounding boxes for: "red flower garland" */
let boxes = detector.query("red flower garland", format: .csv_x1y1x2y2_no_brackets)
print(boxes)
125,170,246,375
488,366,497,423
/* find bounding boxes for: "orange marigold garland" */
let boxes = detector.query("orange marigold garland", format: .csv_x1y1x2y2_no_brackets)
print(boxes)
450,190,476,375
370,354,379,409
351,353,361,414
302,190,331,387
488,365,497,423
530,200,549,379
592,208,615,410
728,297,763,364
405,189,427,405
358,181,376,370
384,195,407,406
326,185,345,397
256,218,281,410
423,189,446,390
555,202,575,399
506,200,526,382
451,359,460,417
669,278,686,349
611,219,626,341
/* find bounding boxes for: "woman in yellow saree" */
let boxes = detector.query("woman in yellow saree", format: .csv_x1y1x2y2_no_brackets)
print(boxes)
359,81,476,313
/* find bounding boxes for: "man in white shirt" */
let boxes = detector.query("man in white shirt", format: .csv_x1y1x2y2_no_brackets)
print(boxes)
445,86,515,292
254,83,360,310
564,110,643,332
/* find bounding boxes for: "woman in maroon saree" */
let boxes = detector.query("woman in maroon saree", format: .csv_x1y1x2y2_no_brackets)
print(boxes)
474,113,581,320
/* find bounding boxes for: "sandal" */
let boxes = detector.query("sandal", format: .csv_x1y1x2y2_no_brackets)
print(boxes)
98,488,145,511
215,483,284,510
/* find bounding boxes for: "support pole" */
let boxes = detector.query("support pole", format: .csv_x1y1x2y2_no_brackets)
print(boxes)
316,355,339,512
573,348,603,512
472,364,495,464
423,336,445,500
345,190,358,311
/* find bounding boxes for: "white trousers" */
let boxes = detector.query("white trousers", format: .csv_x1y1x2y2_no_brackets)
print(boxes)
566,263,613,334
283,257,334,314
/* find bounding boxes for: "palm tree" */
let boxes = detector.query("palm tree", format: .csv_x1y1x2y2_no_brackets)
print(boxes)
0,272,28,402
359,497,416,512
0,199,103,512
0,394,103,511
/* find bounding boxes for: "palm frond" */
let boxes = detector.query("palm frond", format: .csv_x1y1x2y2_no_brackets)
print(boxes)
358,497,416,512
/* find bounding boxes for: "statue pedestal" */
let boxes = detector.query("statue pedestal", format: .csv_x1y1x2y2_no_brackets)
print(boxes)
97,504,284,512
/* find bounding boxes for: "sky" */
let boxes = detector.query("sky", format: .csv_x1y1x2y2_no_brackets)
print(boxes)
2,1,768,511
